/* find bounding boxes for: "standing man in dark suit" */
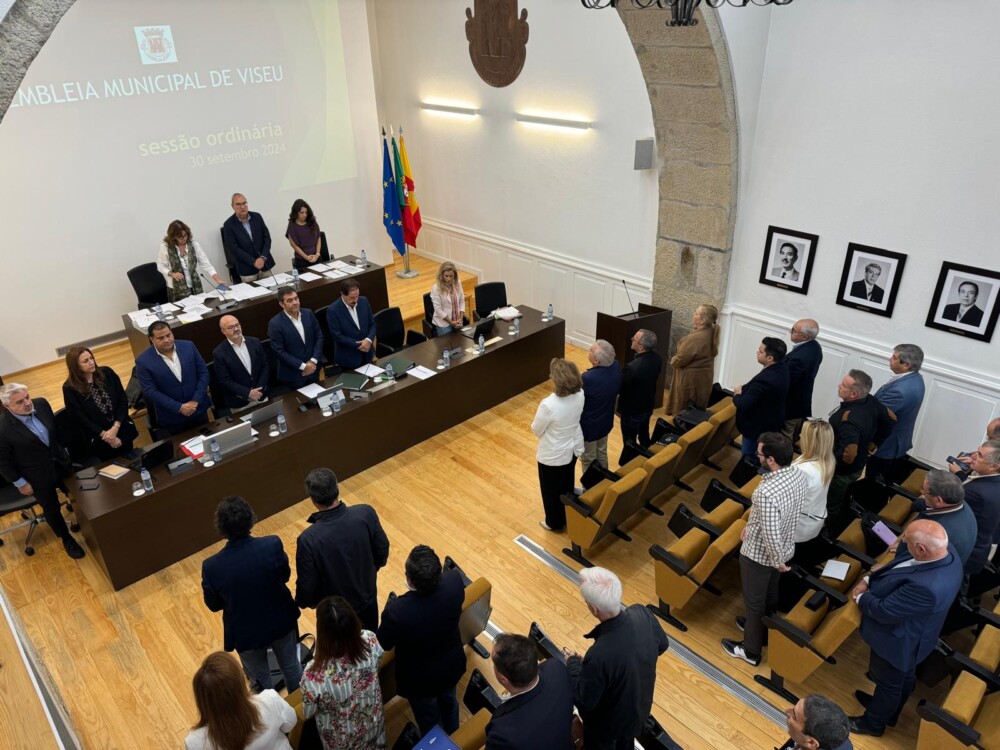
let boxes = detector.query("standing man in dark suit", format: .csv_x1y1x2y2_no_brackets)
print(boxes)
733,337,789,464
295,468,390,631
135,321,213,435
849,519,963,737
849,262,885,303
783,319,822,443
0,383,85,559
867,344,925,485
487,634,576,750
221,192,275,282
201,496,301,693
326,278,376,371
942,281,985,327
267,287,324,388
580,339,621,480
212,315,270,410
617,329,662,461
377,545,466,735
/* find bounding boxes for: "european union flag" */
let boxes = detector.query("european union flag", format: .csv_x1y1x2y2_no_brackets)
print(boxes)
382,135,405,256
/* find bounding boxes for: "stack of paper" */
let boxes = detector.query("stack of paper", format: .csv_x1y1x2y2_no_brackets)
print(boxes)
409,365,437,380
328,260,351,270
355,363,385,377
227,283,272,301
308,262,332,272
323,270,347,280
255,273,293,288
297,271,322,282
821,559,851,581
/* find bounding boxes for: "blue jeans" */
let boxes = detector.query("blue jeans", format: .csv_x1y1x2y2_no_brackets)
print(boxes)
238,628,303,693
740,436,760,465
410,686,460,736
435,324,456,336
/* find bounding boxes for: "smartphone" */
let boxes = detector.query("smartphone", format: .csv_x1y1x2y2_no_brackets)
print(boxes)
199,427,214,437
947,456,971,471
79,482,99,491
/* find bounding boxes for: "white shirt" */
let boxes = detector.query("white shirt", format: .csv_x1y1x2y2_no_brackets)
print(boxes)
157,349,184,382
285,310,307,344
347,303,361,330
531,391,585,465
229,337,253,374
791,460,831,542
156,240,217,290
184,689,295,750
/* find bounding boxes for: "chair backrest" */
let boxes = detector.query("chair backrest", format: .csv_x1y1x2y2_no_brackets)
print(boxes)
52,407,93,465
459,577,493,646
674,421,716,482
260,339,283,392
126,263,168,308
218,227,240,284
206,361,229,415
374,307,405,350
593,469,647,544
702,402,737,460
319,231,330,262
640,443,683,504
473,282,507,319
422,293,437,339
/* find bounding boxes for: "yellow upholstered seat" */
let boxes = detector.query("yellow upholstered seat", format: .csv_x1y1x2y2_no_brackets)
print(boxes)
563,469,647,566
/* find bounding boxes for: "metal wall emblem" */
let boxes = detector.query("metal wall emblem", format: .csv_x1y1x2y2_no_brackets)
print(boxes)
465,0,529,88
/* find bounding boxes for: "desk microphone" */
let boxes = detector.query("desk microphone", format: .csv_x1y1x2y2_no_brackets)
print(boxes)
264,262,281,292
201,273,238,311
622,279,636,316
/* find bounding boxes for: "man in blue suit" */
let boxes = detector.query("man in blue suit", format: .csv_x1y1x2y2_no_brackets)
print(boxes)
201,496,302,693
849,519,964,737
326,278,376,371
135,321,212,435
580,339,621,479
221,192,275,282
867,344,925,485
733,337,789,464
486,633,576,750
782,319,822,442
267,287,324,388
211,315,270,410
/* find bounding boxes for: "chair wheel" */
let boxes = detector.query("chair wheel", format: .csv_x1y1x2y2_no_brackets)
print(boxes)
71,522,81,532
25,546,35,556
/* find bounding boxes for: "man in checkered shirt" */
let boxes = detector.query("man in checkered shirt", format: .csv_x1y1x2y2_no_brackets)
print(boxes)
722,431,808,666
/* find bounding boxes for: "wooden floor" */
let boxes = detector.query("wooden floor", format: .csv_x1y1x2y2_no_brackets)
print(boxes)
0,255,948,749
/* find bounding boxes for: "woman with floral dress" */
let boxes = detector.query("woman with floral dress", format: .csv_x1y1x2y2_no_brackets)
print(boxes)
301,596,386,750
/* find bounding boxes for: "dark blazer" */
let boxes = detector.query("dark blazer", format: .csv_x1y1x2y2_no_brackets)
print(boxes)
202,535,300,652
783,340,822,420
850,279,885,304
580,362,622,442
295,502,390,613
617,351,662,416
858,548,963,672
267,310,324,386
222,211,275,277
135,340,212,431
733,361,789,443
566,604,668,747
0,398,70,489
326,297,376,370
893,503,978,571
942,303,984,327
963,474,1000,574
211,336,270,408
376,569,466,700
873,372,925,459
486,658,576,750
61,367,138,456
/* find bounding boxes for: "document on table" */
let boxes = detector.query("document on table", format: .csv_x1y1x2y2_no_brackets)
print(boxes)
130,313,160,331
255,273,292,288
182,303,213,316
821,559,851,581
355,363,385,377
297,272,322,282
308,263,331,272
323,270,347,280
176,312,204,324
180,436,205,458
175,293,213,307
328,260,351,270
297,383,328,399
408,365,437,380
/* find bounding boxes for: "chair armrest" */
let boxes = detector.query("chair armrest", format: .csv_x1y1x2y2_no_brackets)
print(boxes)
762,613,814,649
916,700,982,747
700,478,752,513
649,543,692,576
821,529,877,568
528,622,566,663
561,492,595,517
375,342,397,358
451,709,490,750
594,464,621,482
651,417,684,444
946,650,1000,691
405,330,427,346
903,454,935,472
882,482,921,503
793,567,849,608
625,440,653,459
975,606,1000,630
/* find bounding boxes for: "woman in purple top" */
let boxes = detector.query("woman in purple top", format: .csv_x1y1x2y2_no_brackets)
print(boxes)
286,198,322,269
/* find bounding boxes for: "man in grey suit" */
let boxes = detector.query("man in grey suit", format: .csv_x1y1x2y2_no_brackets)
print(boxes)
867,344,925,485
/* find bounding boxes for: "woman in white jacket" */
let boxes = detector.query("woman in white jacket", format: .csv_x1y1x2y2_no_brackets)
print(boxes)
792,419,836,564
531,358,585,532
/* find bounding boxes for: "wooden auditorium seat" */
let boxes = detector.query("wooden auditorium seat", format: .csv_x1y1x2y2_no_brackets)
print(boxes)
561,469,647,567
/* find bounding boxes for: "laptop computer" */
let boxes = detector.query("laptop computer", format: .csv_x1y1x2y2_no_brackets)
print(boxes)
239,399,284,426
460,317,496,340
135,439,174,472
412,726,461,750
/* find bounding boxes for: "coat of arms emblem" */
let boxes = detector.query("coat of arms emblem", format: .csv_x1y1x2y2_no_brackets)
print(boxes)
465,0,529,88
134,26,177,65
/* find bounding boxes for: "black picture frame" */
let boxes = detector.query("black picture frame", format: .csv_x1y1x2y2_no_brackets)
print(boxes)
835,243,907,318
758,225,819,295
925,261,1000,343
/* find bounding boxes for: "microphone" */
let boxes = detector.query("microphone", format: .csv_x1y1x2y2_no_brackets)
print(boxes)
201,273,237,311
264,263,280,293
622,279,637,316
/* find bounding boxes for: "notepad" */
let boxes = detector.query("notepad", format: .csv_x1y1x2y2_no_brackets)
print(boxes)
99,463,131,480
821,559,851,581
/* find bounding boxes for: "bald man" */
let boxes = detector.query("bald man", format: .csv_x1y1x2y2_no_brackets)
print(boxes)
849,519,963,737
211,315,270,410
782,318,822,442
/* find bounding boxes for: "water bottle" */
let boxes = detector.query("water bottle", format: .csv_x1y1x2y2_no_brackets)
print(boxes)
385,362,395,382
477,334,485,354
443,348,451,369
332,392,342,414
291,267,300,286
514,317,521,335
153,303,165,321
546,303,554,321
359,249,367,267
209,438,222,464
277,413,287,434
140,468,153,492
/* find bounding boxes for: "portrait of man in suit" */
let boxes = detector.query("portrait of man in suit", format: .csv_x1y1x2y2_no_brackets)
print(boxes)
771,241,801,283
941,280,986,328
849,262,885,304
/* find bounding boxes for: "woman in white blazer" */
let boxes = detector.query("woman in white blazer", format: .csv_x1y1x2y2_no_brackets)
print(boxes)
531,358,585,531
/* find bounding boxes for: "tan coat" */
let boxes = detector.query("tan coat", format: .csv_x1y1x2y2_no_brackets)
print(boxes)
666,325,717,415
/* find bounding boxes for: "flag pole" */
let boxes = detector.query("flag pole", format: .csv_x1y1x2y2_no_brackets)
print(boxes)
390,124,419,279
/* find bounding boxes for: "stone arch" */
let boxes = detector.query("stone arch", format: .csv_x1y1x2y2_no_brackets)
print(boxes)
0,0,76,121
616,6,739,357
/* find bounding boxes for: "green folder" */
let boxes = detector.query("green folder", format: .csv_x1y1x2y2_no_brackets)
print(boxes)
333,371,369,390
382,355,415,374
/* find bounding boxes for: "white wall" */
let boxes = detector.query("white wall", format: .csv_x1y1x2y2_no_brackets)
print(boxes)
721,1,1000,463
371,0,658,346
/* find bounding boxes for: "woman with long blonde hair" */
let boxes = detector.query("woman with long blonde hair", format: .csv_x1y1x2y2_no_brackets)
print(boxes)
665,304,720,415
792,419,836,554
429,261,465,335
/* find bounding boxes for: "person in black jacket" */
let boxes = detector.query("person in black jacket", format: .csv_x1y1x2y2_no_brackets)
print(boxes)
487,633,575,750
221,192,275,282
617,329,662,462
295,468,390,631
201,496,302,693
377,545,466,735
564,567,671,750
0,383,85,558
211,315,270,410
782,320,822,443
733,337,789,465
62,346,138,461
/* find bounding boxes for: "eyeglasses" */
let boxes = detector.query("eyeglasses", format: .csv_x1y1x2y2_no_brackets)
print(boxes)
222,324,241,331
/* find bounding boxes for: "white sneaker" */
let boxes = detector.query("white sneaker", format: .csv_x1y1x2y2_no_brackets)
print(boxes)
721,639,760,666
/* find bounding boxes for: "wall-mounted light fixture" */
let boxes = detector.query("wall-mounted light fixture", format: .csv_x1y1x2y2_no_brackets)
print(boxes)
514,112,592,131
419,101,480,117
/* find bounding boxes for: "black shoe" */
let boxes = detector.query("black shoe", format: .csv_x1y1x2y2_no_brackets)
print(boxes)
736,616,746,632
63,537,85,560
721,639,760,666
848,716,884,737
854,691,897,727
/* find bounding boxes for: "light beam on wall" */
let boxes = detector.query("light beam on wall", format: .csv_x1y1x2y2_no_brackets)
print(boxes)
419,101,480,117
515,112,592,131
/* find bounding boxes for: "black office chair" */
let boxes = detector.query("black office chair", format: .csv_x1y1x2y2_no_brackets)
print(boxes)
422,293,469,339
374,307,426,358
218,227,241,284
473,281,507,321
206,361,231,418
319,231,331,262
53,407,98,470
0,477,47,556
260,339,293,399
127,263,168,310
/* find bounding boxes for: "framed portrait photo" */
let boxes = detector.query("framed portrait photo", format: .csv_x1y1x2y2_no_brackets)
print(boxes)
835,243,907,317
925,262,1000,343
758,226,819,295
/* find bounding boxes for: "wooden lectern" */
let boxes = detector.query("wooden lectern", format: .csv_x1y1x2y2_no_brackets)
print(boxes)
596,304,672,409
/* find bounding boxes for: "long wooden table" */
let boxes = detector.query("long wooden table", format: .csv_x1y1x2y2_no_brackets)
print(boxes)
77,307,565,590
121,256,390,362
